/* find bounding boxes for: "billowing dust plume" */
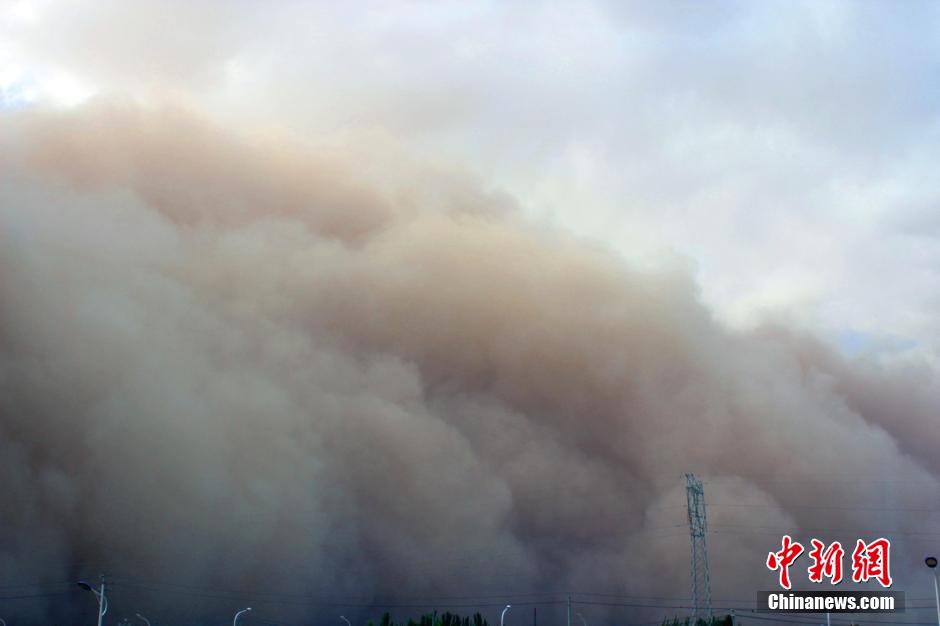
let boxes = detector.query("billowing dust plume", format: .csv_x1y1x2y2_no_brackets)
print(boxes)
1,104,938,624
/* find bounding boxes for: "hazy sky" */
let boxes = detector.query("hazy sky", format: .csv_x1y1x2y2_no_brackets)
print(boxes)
3,0,938,363
2,4,940,624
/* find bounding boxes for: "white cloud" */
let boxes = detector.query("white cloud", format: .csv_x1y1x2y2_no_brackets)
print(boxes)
3,0,938,358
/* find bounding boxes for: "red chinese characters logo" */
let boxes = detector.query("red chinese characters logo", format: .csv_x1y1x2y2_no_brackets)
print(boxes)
767,535,804,589
851,538,892,588
767,536,892,588
807,539,844,584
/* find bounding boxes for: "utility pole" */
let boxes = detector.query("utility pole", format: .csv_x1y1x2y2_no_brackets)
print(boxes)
100,576,108,626
926,556,940,626
500,605,511,626
77,575,108,626
686,474,713,620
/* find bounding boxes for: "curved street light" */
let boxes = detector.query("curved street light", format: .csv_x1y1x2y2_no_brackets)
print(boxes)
926,556,939,626
136,614,151,626
577,614,587,626
500,605,511,626
234,607,252,626
340,617,352,626
77,579,108,626
1,616,6,626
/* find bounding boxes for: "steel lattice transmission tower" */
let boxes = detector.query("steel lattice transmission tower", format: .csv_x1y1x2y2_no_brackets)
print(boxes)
686,473,712,620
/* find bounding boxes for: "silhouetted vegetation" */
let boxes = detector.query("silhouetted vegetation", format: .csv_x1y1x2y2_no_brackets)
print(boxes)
372,611,490,626
662,615,733,626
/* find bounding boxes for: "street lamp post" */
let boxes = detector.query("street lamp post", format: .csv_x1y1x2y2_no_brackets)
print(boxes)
77,578,108,626
136,614,150,626
500,605,511,626
576,614,587,626
340,617,352,626
234,608,252,626
926,556,940,626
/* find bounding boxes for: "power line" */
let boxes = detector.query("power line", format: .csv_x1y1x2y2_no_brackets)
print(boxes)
708,524,940,536
0,590,78,601
112,589,567,610
650,503,940,513
0,580,75,590
110,579,617,602
740,612,938,626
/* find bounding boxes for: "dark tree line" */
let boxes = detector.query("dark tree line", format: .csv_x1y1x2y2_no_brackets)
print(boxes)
661,616,734,626
363,611,733,626
370,611,490,626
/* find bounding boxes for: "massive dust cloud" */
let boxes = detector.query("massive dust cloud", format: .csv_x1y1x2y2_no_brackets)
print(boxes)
1,104,939,624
